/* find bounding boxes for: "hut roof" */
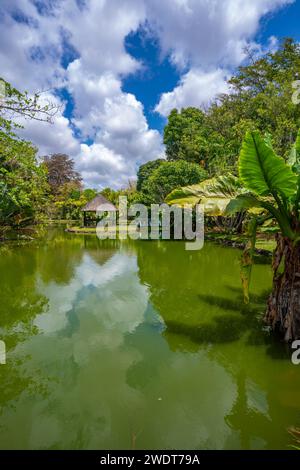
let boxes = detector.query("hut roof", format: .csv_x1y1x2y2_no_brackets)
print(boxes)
81,194,117,212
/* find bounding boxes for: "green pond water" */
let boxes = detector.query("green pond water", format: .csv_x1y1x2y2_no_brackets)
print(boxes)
0,227,299,450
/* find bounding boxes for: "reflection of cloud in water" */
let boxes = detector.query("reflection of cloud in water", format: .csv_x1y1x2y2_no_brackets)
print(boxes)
35,252,148,337
0,250,151,448
1,239,293,450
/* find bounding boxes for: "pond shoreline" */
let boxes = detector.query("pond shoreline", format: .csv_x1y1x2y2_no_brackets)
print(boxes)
65,226,274,256
0,224,274,258
205,234,273,257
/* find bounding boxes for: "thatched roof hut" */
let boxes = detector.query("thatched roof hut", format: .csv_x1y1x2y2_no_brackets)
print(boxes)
82,194,117,213
81,194,117,226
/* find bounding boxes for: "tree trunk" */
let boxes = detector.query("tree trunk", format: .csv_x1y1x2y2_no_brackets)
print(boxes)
265,234,300,341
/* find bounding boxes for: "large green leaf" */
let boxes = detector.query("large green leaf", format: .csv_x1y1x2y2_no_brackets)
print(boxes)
166,174,247,216
239,131,297,199
225,194,263,215
201,197,233,216
288,131,300,213
163,194,200,207
189,174,243,198
164,187,200,206
166,174,243,201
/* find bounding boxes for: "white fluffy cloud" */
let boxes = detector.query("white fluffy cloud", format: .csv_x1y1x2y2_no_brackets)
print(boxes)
146,0,293,69
63,0,144,77
0,0,294,187
78,143,129,188
0,0,65,90
68,70,163,188
0,0,162,188
155,69,230,117
16,92,80,157
152,0,293,113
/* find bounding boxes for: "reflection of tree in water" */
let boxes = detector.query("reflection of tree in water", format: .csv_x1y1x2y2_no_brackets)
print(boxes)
0,233,298,448
84,236,119,267
0,231,141,447
135,241,299,449
37,230,85,285
36,229,127,285
0,229,88,413
224,372,272,449
0,246,48,344
136,240,271,345
125,302,167,391
0,231,104,430
0,245,49,410
164,290,299,449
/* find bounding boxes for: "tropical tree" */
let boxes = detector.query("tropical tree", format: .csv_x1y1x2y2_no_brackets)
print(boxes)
142,160,207,204
163,39,300,175
164,108,209,165
83,188,98,202
53,184,98,221
0,132,49,231
136,159,165,192
166,130,300,341
0,78,57,232
100,187,119,205
43,153,82,196
205,39,300,173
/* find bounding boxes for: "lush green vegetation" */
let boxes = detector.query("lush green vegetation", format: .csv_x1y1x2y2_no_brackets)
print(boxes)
2,39,299,231
0,79,53,235
1,39,300,341
0,131,48,232
167,130,300,340
130,38,300,208
136,159,207,204
42,153,97,221
164,39,300,173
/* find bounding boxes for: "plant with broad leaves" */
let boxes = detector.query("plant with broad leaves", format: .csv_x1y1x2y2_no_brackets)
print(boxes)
166,130,300,341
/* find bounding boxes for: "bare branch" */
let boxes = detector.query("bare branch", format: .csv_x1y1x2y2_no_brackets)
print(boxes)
0,78,60,124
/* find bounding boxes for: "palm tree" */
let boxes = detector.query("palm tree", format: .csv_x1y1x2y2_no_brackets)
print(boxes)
166,130,300,341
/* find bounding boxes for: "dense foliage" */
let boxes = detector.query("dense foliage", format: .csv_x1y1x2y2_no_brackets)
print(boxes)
0,79,53,234
141,160,207,204
43,153,90,221
43,153,82,196
0,132,48,231
1,38,300,238
163,39,300,174
164,108,208,165
166,130,300,340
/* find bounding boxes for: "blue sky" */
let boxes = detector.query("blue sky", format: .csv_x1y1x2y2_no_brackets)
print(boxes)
258,0,300,42
123,0,300,132
123,29,181,132
0,0,299,188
